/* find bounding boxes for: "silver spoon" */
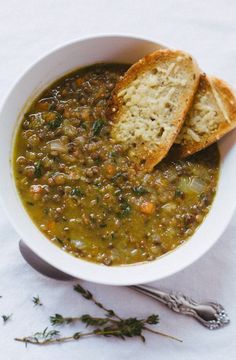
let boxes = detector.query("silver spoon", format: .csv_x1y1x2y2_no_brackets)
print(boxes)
19,240,230,330
131,285,229,330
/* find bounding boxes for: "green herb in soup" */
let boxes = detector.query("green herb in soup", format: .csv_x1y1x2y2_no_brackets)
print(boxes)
14,64,220,266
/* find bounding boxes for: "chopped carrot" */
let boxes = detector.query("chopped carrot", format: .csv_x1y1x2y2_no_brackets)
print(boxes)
63,109,70,118
47,221,56,230
139,201,155,215
106,164,116,176
75,78,83,87
80,108,90,121
35,102,50,111
44,112,56,122
82,214,89,225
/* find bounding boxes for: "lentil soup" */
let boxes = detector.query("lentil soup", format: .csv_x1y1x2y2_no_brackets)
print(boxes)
14,64,219,266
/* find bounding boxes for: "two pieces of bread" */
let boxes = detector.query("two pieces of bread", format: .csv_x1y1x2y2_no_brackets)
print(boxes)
109,49,236,170
175,74,236,157
108,49,200,171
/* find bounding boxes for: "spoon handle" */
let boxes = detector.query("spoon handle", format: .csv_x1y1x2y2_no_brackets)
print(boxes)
131,285,230,330
18,241,230,330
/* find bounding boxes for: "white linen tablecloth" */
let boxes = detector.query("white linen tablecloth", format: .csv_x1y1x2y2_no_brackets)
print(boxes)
0,1,236,358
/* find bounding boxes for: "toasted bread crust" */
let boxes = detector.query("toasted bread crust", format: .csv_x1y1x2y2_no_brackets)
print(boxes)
107,49,200,171
175,76,236,158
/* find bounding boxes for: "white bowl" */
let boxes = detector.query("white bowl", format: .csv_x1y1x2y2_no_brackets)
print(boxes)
0,35,236,286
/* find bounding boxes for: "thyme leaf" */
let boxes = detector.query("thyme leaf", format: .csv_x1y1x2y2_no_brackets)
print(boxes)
2,314,12,324
34,161,42,178
71,188,84,197
132,186,148,196
74,284,117,318
32,296,43,307
50,314,74,326
92,119,104,136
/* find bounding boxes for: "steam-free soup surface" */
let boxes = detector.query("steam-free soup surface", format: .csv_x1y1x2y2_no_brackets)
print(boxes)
14,64,219,266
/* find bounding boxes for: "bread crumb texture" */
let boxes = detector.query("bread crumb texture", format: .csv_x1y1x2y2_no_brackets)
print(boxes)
176,75,227,144
110,50,200,170
175,75,236,157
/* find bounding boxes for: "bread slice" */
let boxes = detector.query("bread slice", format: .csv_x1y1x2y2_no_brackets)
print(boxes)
108,49,200,171
175,74,236,157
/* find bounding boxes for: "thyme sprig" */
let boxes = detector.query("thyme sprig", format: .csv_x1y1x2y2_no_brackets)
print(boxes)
73,284,178,340
15,316,180,345
15,327,60,346
15,327,140,346
73,284,119,319
15,284,182,346
32,296,43,307
50,313,112,327
2,314,12,324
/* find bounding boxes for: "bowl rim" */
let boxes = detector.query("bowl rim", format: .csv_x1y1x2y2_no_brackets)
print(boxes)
0,34,236,286
0,33,166,108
